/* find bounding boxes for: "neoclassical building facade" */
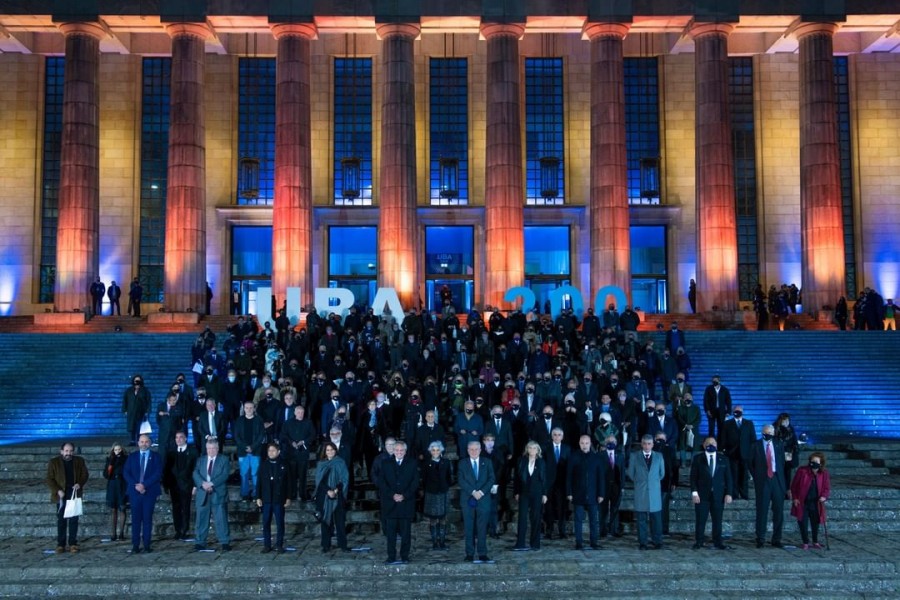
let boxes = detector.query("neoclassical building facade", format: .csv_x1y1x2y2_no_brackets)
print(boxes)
1,1,899,318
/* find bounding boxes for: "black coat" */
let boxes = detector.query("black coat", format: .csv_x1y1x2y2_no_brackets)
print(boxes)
566,450,606,504
164,446,198,491
513,456,549,498
690,451,732,503
256,457,293,504
377,457,419,519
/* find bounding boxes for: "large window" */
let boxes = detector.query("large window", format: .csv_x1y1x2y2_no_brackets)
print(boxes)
525,58,565,205
138,57,171,304
425,226,474,312
236,58,275,205
429,57,469,205
730,57,760,301
631,225,668,314
525,226,570,310
38,57,65,303
625,58,661,205
329,226,376,306
834,56,856,297
333,58,373,205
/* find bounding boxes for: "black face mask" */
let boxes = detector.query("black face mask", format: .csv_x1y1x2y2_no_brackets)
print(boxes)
762,433,773,442
733,411,743,418
464,409,474,415
705,445,717,453
656,409,665,417
543,414,553,421
809,462,821,470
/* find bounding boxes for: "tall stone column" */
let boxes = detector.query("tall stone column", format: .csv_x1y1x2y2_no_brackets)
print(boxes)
54,22,104,312
797,22,845,313
271,23,317,309
584,22,631,309
377,23,420,309
164,23,211,313
690,22,739,312
482,22,525,309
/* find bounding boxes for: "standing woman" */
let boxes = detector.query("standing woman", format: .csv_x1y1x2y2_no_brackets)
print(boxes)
422,441,452,551
834,296,849,331
314,441,349,552
513,441,549,551
103,442,128,541
774,413,799,492
790,452,831,550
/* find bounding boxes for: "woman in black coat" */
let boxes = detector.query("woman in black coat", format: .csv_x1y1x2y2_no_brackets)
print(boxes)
421,441,453,550
513,440,549,551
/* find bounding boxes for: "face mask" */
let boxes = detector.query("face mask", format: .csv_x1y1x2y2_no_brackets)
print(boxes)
809,462,821,470
543,413,553,421
676,378,684,383
705,445,717,453
656,409,665,417
606,442,616,450
684,400,693,406
228,376,236,383
713,381,720,387
633,376,640,381
762,433,773,442
733,411,743,418
464,409,473,415
599,420,609,427
511,405,520,410
654,440,664,447
646,408,655,415
484,442,495,451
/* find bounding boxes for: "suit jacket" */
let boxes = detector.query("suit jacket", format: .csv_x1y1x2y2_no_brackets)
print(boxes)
626,450,665,512
234,415,266,457
542,442,571,490
45,456,89,503
530,416,562,447
484,415,514,457
197,410,226,445
164,446,199,491
722,418,756,460
513,456,549,498
566,450,606,504
256,457,293,504
458,454,496,508
690,451,732,504
748,439,786,492
647,416,679,448
703,384,732,415
123,450,163,500
599,447,626,490
377,457,420,519
193,454,230,505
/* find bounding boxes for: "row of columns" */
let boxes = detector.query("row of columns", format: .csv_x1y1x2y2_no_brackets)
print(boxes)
52,19,846,314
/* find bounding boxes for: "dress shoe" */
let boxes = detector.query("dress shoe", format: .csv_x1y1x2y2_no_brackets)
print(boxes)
801,544,809,550
221,544,233,552
384,559,401,565
143,547,152,554
575,543,584,550
651,543,663,550
261,547,272,554
110,535,118,542
813,543,823,549
692,543,703,550
276,547,286,554
639,545,648,551
771,541,783,548
755,541,764,548
714,544,728,550
69,545,79,554
590,544,601,550
478,555,491,562
132,547,141,554
464,555,474,562
512,546,529,552
55,546,65,554
194,544,207,551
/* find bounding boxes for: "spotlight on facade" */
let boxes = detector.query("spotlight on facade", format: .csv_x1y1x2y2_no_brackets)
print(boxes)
640,157,660,199
341,157,361,199
438,157,459,199
540,156,560,199
238,156,260,200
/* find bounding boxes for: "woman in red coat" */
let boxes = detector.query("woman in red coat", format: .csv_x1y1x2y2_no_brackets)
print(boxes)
789,451,831,549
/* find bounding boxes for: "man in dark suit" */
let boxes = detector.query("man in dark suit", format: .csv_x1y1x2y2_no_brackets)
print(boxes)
164,431,198,540
690,436,733,549
597,434,625,538
653,432,679,535
721,405,755,500
702,375,732,442
647,402,678,449
123,434,163,553
376,440,419,564
748,424,787,548
530,405,561,448
458,440,496,562
256,443,293,553
122,375,151,446
542,428,570,539
90,277,105,316
280,405,316,501
197,398,225,452
107,280,122,315
194,439,232,551
566,435,606,550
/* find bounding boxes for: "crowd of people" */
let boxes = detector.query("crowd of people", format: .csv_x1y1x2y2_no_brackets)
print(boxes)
49,303,832,559
752,283,897,332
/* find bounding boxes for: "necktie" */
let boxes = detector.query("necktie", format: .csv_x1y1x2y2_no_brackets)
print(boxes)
555,445,560,461
644,453,651,469
140,452,147,483
609,451,615,468
473,460,479,479
709,455,714,476
495,417,501,430
209,413,216,436
207,458,214,477
766,442,774,478
397,460,402,467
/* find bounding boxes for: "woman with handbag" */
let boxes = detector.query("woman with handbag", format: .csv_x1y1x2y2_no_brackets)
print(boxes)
103,443,129,541
314,442,350,552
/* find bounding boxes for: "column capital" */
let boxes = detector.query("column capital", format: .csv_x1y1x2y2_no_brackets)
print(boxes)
687,21,735,40
165,22,214,41
794,21,838,41
582,22,631,41
375,22,421,41
270,22,318,41
479,22,525,40
57,21,107,41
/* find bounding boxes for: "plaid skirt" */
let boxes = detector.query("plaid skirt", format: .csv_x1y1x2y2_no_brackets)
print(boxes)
423,492,448,519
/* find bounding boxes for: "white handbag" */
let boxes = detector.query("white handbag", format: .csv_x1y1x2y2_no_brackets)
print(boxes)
63,490,83,519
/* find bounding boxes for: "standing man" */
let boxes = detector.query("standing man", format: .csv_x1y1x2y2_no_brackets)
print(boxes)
598,435,625,539
90,277,105,317
194,439,232,551
690,436,732,549
749,424,786,548
377,440,419,564
458,440,496,563
702,375,731,442
721,405,755,500
128,277,143,317
256,443,292,553
123,434,162,553
45,442,89,554
107,280,122,316
281,404,316,501
205,282,213,316
566,435,605,550
122,375,151,446
164,431,198,540
235,400,266,503
626,434,665,550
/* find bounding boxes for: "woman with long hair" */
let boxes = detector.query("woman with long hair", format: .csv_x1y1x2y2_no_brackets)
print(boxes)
103,442,128,541
513,440,549,551
314,441,349,552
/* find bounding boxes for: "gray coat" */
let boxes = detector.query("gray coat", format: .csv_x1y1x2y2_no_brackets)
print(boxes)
626,450,665,513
